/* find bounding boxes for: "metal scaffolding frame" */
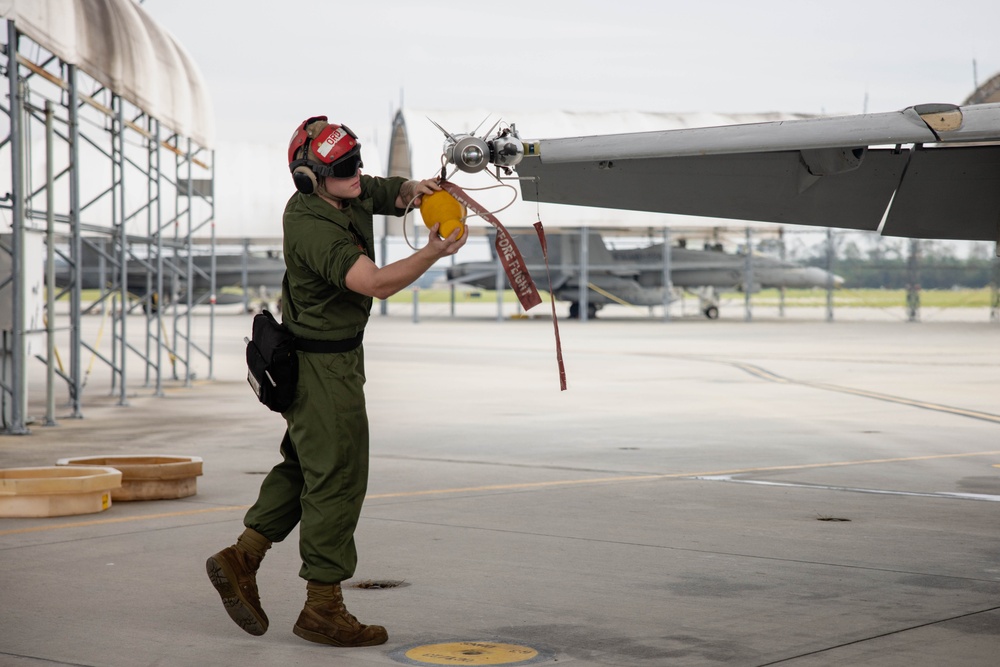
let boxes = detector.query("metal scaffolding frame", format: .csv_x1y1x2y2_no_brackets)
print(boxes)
1,21,215,434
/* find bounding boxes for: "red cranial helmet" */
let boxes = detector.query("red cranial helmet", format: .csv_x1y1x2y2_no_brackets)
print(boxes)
288,116,364,194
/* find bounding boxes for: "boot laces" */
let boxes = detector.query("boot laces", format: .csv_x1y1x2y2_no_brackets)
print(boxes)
329,589,362,628
235,551,262,604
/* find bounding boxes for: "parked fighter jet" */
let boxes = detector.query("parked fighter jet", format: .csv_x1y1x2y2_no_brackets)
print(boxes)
55,242,285,309
446,231,841,319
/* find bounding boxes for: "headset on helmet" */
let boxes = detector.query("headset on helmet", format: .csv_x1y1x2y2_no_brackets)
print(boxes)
288,116,364,194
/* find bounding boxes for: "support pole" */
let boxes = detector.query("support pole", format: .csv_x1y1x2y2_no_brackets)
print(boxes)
6,20,28,434
379,233,388,316
68,63,82,417
662,227,672,322
241,238,250,313
208,148,216,380
825,228,835,322
778,227,786,318
744,227,753,322
991,242,999,323
143,117,153,388
906,238,920,322
44,101,56,426
185,139,194,386
579,226,590,322
115,98,129,406
153,119,164,397
411,216,420,324
449,254,456,318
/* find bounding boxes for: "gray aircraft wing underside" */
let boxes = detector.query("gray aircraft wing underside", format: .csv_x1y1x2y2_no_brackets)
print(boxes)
515,103,1000,242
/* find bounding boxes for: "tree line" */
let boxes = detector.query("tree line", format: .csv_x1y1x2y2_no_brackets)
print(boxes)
803,256,999,289
790,237,1000,289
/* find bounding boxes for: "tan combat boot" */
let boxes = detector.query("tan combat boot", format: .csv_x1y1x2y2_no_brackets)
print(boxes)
292,581,388,647
205,528,271,636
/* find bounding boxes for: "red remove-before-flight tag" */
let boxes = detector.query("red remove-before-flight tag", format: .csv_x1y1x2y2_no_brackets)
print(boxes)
439,181,567,391
439,181,542,311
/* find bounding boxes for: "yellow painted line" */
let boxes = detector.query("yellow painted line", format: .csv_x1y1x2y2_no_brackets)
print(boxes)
371,450,1000,499
0,505,248,536
367,475,668,499
731,361,1000,424
3,450,999,537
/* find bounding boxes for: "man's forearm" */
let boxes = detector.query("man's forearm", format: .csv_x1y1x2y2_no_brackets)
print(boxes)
396,180,420,209
346,248,439,301
373,249,439,298
395,178,441,209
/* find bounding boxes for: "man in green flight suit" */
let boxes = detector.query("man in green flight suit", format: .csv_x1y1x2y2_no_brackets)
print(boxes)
206,116,467,647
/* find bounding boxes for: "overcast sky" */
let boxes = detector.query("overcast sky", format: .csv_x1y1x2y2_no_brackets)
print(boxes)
135,0,1000,252
141,0,1000,148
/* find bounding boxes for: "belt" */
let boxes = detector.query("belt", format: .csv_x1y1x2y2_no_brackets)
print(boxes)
295,330,364,353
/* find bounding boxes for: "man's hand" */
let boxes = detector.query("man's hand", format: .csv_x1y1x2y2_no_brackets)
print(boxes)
396,178,441,209
424,222,469,258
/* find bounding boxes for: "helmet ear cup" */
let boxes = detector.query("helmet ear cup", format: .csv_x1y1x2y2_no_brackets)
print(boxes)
292,165,318,194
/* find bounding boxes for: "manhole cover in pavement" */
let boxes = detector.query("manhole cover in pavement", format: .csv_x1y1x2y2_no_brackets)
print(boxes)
390,640,552,665
351,579,408,589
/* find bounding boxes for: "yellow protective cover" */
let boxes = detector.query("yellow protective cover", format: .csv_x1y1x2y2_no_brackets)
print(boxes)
419,190,466,239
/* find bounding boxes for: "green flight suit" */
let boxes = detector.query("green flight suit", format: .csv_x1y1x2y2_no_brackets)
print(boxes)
244,174,407,583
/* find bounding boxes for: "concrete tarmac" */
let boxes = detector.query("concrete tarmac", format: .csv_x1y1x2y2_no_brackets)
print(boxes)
1,309,999,666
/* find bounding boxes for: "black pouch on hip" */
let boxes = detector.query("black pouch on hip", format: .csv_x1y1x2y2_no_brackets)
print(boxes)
245,310,298,412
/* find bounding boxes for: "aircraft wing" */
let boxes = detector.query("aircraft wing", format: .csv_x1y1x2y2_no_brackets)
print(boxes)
516,103,1000,242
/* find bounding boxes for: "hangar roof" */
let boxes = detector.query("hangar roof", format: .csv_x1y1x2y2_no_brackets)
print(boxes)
1,0,214,148
965,72,1000,105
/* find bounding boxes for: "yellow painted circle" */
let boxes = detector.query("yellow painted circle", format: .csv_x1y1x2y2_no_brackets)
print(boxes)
404,641,539,665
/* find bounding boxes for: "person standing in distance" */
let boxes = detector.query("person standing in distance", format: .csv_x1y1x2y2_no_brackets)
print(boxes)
207,116,467,647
